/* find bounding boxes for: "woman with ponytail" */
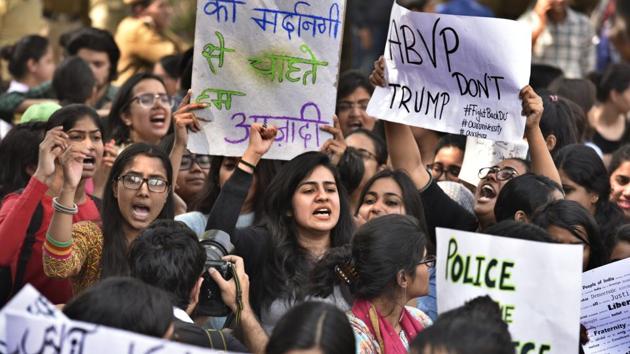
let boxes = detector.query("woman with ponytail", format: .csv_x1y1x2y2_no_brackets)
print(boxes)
311,214,432,353
0,35,54,93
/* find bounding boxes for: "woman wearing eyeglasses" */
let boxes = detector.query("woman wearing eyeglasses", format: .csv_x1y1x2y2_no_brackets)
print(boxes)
175,155,280,236
382,86,562,232
107,72,175,146
44,143,175,293
311,214,433,354
157,133,213,212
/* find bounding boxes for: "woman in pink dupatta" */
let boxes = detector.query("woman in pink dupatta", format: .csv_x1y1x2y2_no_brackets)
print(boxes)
312,214,433,354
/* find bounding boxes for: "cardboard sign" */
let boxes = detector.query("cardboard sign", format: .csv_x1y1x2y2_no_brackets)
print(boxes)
367,3,531,142
436,228,582,353
188,0,346,160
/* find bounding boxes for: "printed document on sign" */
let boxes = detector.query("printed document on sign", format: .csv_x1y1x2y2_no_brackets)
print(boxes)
581,258,630,353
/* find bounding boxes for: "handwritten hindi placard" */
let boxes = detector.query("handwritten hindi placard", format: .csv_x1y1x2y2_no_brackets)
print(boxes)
1,286,229,354
188,0,346,160
581,258,630,353
436,228,582,353
458,137,529,186
366,3,531,142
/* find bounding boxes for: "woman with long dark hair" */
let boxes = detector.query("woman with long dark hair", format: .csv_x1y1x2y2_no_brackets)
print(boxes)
44,143,175,293
0,121,46,201
0,105,103,304
609,144,630,220
106,72,174,146
175,155,279,234
532,199,607,271
355,169,427,230
311,214,432,353
205,123,354,333
554,144,625,245
265,301,355,354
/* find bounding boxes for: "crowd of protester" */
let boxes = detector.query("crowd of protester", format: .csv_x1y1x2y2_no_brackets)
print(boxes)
0,0,629,353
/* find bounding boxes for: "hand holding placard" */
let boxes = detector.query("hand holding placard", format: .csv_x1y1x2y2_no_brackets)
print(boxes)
367,4,531,142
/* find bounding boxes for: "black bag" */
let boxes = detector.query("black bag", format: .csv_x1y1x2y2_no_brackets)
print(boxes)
0,202,44,306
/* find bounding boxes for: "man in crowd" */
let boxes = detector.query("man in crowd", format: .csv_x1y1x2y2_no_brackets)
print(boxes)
519,0,596,78
128,220,267,352
0,26,120,120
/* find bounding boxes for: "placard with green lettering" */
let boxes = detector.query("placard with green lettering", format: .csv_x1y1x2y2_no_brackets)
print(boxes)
436,228,583,353
188,0,346,160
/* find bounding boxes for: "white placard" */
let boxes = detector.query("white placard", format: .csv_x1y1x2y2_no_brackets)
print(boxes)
459,136,529,186
367,3,531,142
436,228,583,353
1,286,229,354
188,0,346,160
581,258,630,353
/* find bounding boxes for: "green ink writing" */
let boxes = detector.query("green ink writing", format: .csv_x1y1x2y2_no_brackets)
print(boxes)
196,88,246,110
497,301,515,324
513,341,551,354
248,44,328,86
202,31,235,74
445,237,516,291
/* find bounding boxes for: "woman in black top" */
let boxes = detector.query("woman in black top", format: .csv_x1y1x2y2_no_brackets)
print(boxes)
205,123,354,333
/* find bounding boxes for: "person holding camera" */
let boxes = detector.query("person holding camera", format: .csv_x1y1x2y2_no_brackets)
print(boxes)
128,219,267,353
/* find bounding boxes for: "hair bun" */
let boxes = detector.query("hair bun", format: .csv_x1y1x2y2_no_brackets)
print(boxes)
0,44,15,61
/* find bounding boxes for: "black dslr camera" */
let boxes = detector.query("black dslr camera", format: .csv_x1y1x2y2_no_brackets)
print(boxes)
197,229,235,317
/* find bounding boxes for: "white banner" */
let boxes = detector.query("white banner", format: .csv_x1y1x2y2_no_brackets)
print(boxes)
436,228,583,353
0,285,229,354
581,258,630,353
367,3,531,142
188,0,346,160
458,136,529,186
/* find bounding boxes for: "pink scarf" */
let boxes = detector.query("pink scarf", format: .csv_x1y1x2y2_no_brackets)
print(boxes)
351,299,424,353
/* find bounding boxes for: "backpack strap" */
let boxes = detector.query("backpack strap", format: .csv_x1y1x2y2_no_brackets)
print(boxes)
12,201,44,293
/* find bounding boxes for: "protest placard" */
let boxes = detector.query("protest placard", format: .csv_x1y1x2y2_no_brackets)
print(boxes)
581,258,630,353
458,137,529,186
0,284,63,353
187,0,346,160
1,286,229,354
366,3,531,142
436,228,583,353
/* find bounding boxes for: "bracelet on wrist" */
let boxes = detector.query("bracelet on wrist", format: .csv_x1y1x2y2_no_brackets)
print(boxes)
52,197,78,215
46,232,73,248
238,159,257,170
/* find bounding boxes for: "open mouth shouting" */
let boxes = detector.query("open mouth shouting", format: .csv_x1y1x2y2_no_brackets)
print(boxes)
131,202,152,223
477,182,497,203
313,207,332,220
149,112,168,129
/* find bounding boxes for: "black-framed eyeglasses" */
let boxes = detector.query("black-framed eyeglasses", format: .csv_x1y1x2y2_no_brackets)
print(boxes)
118,174,169,193
478,166,519,181
427,163,461,179
336,99,370,112
130,93,174,109
418,255,436,268
181,153,211,170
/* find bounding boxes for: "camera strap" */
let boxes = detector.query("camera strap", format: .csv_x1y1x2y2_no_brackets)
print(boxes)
232,262,244,325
